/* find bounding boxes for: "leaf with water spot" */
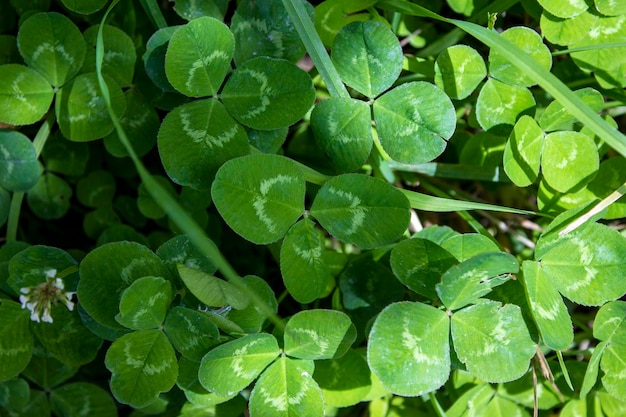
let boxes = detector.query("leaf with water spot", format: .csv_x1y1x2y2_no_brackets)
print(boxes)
541,131,598,193
17,12,86,87
165,16,233,97
390,237,458,299
56,72,126,142
49,382,117,417
0,64,54,126
538,223,626,306
331,21,403,98
435,252,519,311
177,264,249,310
488,26,552,87
163,306,219,362
367,301,450,397
212,154,306,244
435,44,486,100
0,130,40,192
310,173,410,249
231,0,313,65
158,99,250,190
221,57,315,130
78,241,173,330
520,260,572,350
0,300,33,382
451,300,535,383
199,333,280,396
503,115,544,187
594,301,626,344
280,219,330,304
600,342,626,400
475,78,535,132
105,329,178,408
374,81,456,164
284,309,356,360
115,276,173,331
249,356,323,417
311,97,372,172
536,0,588,18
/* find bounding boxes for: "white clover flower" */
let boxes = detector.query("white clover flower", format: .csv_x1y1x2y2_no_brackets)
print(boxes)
18,269,76,324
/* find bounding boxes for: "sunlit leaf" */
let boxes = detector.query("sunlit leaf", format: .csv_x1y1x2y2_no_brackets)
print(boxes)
165,16,233,97
538,223,626,306
488,26,552,87
521,260,573,350
435,44,486,100
17,12,86,87
475,78,535,132
221,57,315,129
311,97,372,172
199,333,280,396
284,309,356,360
157,99,250,190
374,81,455,164
436,252,518,310
280,219,330,304
310,173,410,249
212,154,306,244
332,21,403,98
249,356,324,417
451,300,535,383
0,64,54,126
368,301,450,396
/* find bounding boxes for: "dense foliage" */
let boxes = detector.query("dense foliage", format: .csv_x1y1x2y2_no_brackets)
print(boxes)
1,0,626,416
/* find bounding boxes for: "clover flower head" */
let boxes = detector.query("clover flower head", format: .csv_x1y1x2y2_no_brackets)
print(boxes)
19,269,76,324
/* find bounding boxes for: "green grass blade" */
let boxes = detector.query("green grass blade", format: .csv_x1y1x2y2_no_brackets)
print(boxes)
95,0,284,331
138,0,167,29
280,0,350,98
400,189,537,215
386,161,510,183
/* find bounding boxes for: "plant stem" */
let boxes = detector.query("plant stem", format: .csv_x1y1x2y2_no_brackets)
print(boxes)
6,110,56,243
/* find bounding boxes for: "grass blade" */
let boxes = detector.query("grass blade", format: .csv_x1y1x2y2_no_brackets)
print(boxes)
280,0,349,98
